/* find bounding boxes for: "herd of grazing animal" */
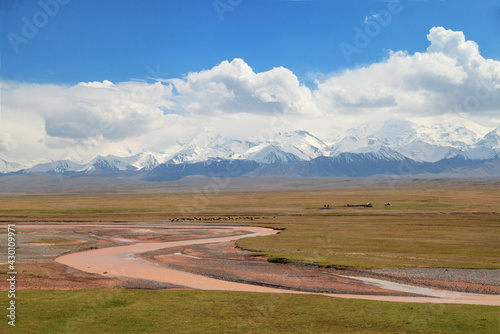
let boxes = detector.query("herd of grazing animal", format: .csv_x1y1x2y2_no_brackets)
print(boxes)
322,202,392,209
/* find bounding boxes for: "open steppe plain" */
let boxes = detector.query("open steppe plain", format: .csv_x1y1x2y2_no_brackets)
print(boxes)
0,177,499,333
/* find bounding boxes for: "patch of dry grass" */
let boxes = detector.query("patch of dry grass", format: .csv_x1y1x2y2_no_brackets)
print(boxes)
1,179,498,269
237,213,500,269
0,178,498,222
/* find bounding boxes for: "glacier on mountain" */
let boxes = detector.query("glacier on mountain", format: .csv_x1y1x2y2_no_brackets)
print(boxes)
1,119,498,176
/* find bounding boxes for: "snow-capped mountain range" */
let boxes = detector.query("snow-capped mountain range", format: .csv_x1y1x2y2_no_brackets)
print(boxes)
1,119,499,179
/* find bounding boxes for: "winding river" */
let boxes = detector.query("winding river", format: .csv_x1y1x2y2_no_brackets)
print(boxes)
48,224,500,306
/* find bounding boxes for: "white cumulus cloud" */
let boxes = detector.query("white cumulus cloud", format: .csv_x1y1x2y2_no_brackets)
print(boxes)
316,26,500,117
0,27,498,163
169,58,318,116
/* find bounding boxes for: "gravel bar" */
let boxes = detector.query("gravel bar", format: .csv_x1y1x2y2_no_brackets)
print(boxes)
366,268,500,286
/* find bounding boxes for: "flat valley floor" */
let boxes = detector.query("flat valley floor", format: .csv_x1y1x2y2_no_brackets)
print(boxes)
1,177,499,333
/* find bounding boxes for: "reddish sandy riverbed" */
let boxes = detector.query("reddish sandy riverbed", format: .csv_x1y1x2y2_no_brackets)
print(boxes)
49,223,500,306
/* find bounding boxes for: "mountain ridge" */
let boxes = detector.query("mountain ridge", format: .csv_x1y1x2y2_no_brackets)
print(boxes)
2,119,499,180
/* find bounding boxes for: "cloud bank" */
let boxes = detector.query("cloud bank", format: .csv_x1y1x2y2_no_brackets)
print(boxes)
316,27,500,116
1,27,499,163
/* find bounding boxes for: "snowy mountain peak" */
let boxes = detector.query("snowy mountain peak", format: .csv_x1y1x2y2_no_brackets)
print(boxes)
78,155,137,173
267,130,328,160
129,152,160,170
370,120,417,146
168,134,256,164
476,126,500,149
244,144,302,164
331,136,384,155
336,118,495,162
0,158,27,174
24,160,83,173
2,118,499,176
462,126,500,160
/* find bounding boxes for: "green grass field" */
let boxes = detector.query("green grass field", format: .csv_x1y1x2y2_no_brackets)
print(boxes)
2,179,498,269
2,290,498,334
237,213,500,269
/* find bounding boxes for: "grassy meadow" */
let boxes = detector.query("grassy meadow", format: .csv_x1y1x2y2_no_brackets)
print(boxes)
1,178,499,333
1,178,498,269
2,290,499,334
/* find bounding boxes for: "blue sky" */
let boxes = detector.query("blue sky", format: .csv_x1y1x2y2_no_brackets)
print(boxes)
2,0,499,84
1,0,500,163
